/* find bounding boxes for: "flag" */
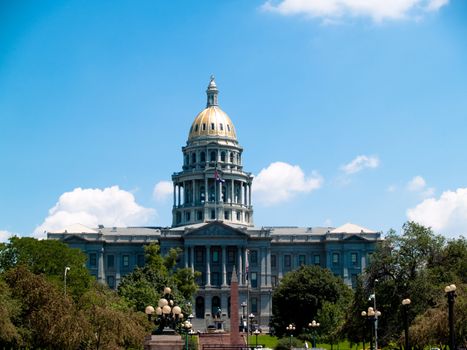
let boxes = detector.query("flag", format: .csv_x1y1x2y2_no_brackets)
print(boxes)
214,169,225,183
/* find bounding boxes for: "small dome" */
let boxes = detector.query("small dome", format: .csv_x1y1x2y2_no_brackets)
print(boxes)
188,106,237,141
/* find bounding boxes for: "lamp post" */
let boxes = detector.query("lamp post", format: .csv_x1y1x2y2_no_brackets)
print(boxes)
401,298,411,350
308,320,320,348
183,320,192,350
369,281,379,350
64,266,70,297
254,329,260,349
445,284,457,350
248,313,255,348
145,287,183,334
286,323,296,350
360,311,367,350
362,307,381,350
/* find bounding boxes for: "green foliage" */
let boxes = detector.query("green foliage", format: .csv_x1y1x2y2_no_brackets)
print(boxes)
271,264,353,337
0,236,93,298
274,336,303,350
118,242,200,312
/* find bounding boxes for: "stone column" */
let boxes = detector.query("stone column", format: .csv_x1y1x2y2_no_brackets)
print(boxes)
249,184,252,207
278,253,283,279
115,253,121,288
222,246,227,286
192,179,196,205
266,248,272,287
173,183,176,207
98,248,105,284
204,177,208,203
237,247,243,286
260,247,267,287
206,246,211,287
184,246,189,268
239,182,243,205
177,185,181,207
190,246,194,272
230,179,234,204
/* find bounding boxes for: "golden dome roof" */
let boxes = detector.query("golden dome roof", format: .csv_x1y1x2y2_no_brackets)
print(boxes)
188,76,237,141
188,106,237,140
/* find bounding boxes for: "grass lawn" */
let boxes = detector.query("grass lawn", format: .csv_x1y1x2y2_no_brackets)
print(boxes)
247,335,369,350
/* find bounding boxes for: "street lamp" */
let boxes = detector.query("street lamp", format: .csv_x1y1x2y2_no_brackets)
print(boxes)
254,329,260,349
369,281,379,350
183,320,192,350
145,287,183,334
64,266,70,297
401,298,411,350
308,320,320,348
445,284,457,350
362,307,381,350
248,313,255,348
361,311,367,350
286,323,296,350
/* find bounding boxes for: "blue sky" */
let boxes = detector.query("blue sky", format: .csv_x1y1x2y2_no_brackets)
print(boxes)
1,0,467,240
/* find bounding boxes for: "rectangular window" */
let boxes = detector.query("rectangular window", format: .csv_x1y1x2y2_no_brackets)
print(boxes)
211,122,215,130
228,249,235,264
197,210,203,220
107,276,115,289
236,211,241,220
284,255,291,268
314,255,320,265
251,297,258,314
196,249,204,263
137,254,145,267
107,255,114,268
271,254,277,268
298,255,306,266
212,249,219,263
332,253,340,264
211,272,220,286
89,253,97,267
351,252,358,264
122,255,129,267
185,211,191,222
224,210,229,220
250,250,258,265
202,123,206,131
271,275,277,287
251,272,258,288
211,210,215,219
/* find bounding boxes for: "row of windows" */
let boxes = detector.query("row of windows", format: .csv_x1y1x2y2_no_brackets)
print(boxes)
269,252,360,268
192,122,231,133
88,253,145,269
184,150,241,166
176,209,249,224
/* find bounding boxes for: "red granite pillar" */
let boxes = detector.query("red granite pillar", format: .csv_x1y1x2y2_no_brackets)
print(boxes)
230,266,243,345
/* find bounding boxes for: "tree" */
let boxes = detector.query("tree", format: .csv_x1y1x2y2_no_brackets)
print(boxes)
0,278,21,346
0,236,92,298
118,242,200,312
270,265,352,338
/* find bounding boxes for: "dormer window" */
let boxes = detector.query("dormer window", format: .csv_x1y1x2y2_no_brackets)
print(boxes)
195,124,199,132
219,123,223,131
202,123,206,131
227,124,230,132
211,123,215,130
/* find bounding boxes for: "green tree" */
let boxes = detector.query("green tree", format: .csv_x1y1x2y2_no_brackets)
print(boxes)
271,265,352,338
0,278,21,346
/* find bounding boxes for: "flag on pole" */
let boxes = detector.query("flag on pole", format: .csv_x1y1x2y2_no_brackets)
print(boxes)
214,169,225,183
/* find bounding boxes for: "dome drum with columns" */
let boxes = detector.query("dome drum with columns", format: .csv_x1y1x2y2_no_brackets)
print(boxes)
172,76,254,227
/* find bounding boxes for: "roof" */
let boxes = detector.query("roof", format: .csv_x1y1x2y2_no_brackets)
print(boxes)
48,223,98,234
330,223,377,234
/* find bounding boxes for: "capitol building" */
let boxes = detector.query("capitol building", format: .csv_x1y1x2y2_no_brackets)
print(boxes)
48,77,381,327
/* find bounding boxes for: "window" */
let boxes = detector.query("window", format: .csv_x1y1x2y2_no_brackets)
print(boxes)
192,153,196,163
211,209,215,219
271,254,276,268
202,123,206,131
314,255,320,265
89,253,97,267
221,151,226,162
122,255,129,267
212,249,219,263
298,255,306,266
197,210,203,220
201,152,206,162
107,255,114,268
195,124,199,132
224,210,229,220
185,211,191,222
220,123,223,130
212,272,220,286
236,211,241,221
211,122,215,130
210,151,216,162
176,212,181,224
228,249,235,264
271,275,277,287
107,276,115,289
251,297,258,313
230,153,234,163
251,272,258,288
250,250,258,265
137,254,145,267
351,252,358,265
196,249,204,263
227,124,230,132
332,253,340,264
284,255,291,268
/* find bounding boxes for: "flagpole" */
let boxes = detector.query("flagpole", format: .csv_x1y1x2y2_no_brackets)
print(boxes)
246,249,250,348
214,165,217,221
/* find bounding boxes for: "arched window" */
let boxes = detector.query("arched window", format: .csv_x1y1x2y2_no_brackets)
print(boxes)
192,153,196,164
200,152,206,162
196,296,205,319
220,151,226,162
212,296,221,317
230,152,234,163
210,151,217,162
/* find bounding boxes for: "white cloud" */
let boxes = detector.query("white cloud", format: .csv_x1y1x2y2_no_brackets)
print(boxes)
34,186,156,239
387,185,397,192
262,0,449,22
0,230,15,243
406,175,435,197
153,181,173,201
253,161,323,205
407,187,467,237
341,155,379,175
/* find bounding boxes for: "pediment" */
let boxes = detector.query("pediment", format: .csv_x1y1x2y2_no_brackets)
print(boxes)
343,234,368,241
184,221,249,238
63,234,90,243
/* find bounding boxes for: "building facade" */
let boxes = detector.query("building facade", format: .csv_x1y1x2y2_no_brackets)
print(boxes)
48,77,381,328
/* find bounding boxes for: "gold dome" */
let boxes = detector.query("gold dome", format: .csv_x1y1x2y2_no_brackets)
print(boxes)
188,106,237,140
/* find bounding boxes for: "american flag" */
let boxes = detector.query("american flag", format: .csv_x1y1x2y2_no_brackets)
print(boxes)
214,169,225,183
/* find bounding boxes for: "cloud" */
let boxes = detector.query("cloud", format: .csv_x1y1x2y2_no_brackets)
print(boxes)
407,187,467,237
262,0,449,22
406,175,435,197
341,155,379,175
34,186,156,239
253,161,323,205
0,230,15,243
153,181,173,201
